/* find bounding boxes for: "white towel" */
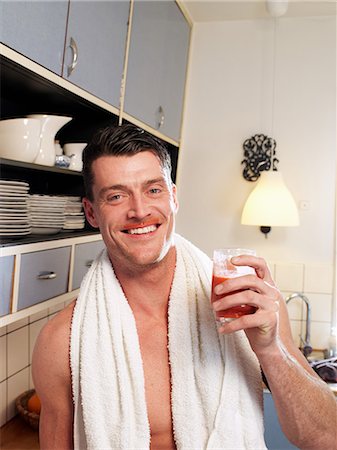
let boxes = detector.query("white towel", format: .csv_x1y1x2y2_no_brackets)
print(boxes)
71,234,267,450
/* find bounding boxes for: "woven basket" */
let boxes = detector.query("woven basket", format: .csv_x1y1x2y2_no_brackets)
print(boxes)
15,389,40,430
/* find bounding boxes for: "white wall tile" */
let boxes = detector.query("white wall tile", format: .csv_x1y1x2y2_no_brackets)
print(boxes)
7,317,28,333
0,335,7,382
289,320,304,348
274,263,304,292
29,318,48,364
7,326,29,377
0,380,7,427
310,321,331,350
48,313,58,320
7,368,29,420
29,308,49,323
308,293,332,323
48,302,65,315
283,291,304,320
0,326,7,337
304,264,334,294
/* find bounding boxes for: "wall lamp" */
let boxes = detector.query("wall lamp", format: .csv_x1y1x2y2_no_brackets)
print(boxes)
241,134,299,238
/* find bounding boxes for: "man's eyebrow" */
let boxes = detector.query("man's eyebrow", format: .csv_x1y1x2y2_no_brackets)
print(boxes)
99,184,128,197
98,178,167,197
143,177,167,187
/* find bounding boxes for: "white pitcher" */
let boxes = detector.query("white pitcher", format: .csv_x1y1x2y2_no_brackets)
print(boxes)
27,114,72,166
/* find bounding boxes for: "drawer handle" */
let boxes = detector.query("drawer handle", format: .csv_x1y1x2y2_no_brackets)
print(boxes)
37,271,57,280
85,260,94,268
67,37,78,77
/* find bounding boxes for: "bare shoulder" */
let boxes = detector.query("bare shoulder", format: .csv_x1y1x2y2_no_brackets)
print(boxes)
32,301,76,449
32,300,76,398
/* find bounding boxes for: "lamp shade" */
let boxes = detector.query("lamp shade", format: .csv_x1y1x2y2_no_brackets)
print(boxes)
241,171,299,227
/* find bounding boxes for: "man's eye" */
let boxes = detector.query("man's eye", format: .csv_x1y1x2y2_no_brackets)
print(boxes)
107,194,122,202
149,188,161,194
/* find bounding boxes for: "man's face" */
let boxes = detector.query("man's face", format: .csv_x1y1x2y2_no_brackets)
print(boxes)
83,151,178,271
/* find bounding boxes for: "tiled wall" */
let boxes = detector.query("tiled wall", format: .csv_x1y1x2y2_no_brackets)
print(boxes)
0,300,73,427
0,261,334,427
271,261,334,350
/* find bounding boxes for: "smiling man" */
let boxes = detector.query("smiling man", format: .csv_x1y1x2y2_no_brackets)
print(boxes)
32,124,336,450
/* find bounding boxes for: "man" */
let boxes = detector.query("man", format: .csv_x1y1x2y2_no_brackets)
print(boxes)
33,124,336,450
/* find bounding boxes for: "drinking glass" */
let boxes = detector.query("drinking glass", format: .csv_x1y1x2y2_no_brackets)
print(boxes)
211,248,256,323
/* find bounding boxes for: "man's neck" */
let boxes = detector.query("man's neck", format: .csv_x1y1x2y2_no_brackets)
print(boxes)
110,247,177,317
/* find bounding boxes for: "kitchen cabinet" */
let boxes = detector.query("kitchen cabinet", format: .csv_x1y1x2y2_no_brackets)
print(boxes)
64,0,130,108
0,1,68,75
123,0,190,142
17,247,72,310
72,240,106,290
264,391,299,449
0,255,14,317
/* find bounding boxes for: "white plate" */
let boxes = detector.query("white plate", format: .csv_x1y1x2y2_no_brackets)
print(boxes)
0,212,30,217
0,219,30,224
0,191,29,197
31,216,64,221
29,200,66,205
0,180,29,188
0,187,29,194
0,203,27,209
31,222,64,227
0,228,31,234
0,223,31,232
31,227,61,235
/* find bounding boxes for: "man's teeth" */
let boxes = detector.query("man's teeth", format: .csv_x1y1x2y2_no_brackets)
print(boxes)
127,225,157,235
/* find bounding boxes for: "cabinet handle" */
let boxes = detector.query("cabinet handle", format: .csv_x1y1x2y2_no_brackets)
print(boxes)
156,106,165,130
85,260,94,268
67,37,78,77
37,271,57,280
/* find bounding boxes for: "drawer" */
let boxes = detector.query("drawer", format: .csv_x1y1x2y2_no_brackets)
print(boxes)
0,255,15,316
72,240,105,289
17,247,71,311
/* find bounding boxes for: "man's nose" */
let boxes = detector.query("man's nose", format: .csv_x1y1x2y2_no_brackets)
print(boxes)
127,193,150,220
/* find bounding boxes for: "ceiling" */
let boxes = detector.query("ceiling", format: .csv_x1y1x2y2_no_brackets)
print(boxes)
179,0,337,22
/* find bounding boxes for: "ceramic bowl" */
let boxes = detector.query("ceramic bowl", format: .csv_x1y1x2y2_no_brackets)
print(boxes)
0,118,41,163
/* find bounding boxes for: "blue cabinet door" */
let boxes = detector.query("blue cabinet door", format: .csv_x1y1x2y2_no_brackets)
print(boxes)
264,391,299,450
1,0,68,75
63,0,130,108
0,255,14,317
124,0,190,142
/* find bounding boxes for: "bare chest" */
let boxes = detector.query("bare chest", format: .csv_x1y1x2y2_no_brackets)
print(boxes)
136,319,176,450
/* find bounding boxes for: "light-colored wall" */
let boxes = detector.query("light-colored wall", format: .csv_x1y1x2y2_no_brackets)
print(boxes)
0,301,73,426
176,16,336,346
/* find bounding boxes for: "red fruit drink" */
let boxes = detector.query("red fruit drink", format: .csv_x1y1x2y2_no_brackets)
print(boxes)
211,248,257,322
211,274,257,320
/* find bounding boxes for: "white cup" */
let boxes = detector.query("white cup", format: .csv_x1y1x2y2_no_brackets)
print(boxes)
63,143,87,171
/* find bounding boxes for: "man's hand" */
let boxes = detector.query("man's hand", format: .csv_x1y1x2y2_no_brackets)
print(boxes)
211,254,282,356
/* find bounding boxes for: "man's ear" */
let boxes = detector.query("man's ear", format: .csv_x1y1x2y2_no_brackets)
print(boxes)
82,197,99,228
172,184,179,213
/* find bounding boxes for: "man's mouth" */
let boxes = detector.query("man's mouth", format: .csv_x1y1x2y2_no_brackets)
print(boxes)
122,224,159,235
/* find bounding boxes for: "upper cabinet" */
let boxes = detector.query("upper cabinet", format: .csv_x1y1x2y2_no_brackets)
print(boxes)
1,1,68,75
63,1,130,108
1,1,190,143
123,0,190,142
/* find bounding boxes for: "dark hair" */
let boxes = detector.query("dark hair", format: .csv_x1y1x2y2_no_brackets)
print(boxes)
82,124,172,200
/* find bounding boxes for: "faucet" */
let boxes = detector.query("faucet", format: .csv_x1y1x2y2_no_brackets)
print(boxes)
285,292,313,358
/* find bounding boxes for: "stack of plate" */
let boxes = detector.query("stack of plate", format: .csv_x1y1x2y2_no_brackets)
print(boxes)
28,194,66,235
63,197,85,231
0,180,31,237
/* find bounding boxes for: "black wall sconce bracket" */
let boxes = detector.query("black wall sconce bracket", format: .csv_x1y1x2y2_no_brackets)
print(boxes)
242,134,279,181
